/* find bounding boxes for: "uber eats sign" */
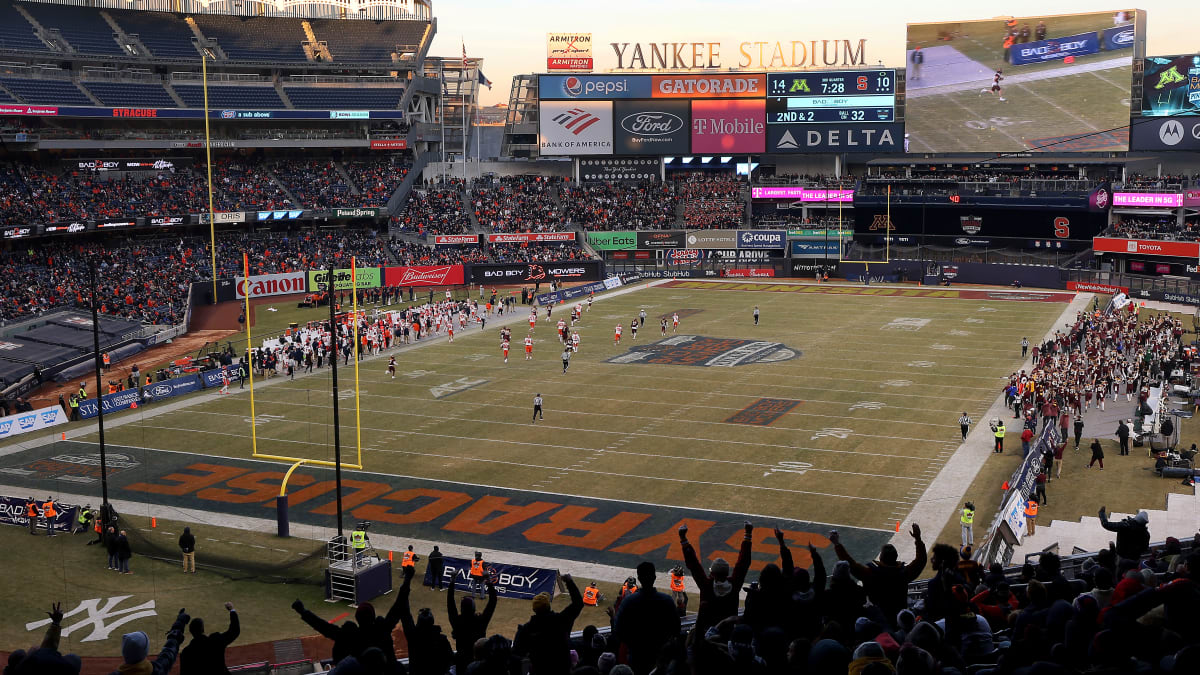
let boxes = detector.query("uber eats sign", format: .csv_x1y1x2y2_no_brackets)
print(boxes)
586,231,637,250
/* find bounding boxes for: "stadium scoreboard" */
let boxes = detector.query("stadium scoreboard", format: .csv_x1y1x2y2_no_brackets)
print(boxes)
766,70,896,123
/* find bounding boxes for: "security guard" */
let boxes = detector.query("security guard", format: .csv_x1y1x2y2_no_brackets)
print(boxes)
401,545,418,569
42,496,58,536
77,383,87,401
669,566,687,615
350,524,368,567
102,352,111,371
582,582,601,606
992,419,1006,453
469,552,487,599
960,502,975,547
1024,499,1039,535
75,504,93,535
25,497,38,535
68,395,80,422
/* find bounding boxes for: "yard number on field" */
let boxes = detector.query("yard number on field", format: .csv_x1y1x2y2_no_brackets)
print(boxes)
811,427,853,440
849,401,886,411
764,460,814,477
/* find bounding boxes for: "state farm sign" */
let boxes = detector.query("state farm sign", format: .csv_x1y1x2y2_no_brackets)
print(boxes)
235,272,307,299
486,232,577,243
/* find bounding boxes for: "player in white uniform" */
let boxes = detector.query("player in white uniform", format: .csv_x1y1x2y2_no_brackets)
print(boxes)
524,334,534,360
501,339,510,363
614,323,622,345
980,69,1005,101
220,369,230,394
571,330,580,352
672,312,679,332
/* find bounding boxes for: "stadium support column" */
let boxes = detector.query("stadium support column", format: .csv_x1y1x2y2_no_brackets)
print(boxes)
202,51,218,305
328,269,345,539
88,262,110,513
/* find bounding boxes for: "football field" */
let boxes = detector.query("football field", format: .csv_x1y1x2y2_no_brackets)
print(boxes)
2,281,1073,570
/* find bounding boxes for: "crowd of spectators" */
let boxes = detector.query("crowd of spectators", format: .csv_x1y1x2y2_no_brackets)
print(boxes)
561,182,680,231
387,240,489,266
472,176,566,233
343,158,410,205
392,179,472,236
488,241,590,263
677,172,745,229
1105,217,1200,242
272,159,355,210
1120,173,1199,190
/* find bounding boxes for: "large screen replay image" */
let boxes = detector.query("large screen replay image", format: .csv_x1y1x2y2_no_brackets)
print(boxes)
905,10,1141,153
1141,54,1200,117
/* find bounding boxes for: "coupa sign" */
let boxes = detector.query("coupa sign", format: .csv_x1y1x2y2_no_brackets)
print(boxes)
737,230,786,249
235,272,307,299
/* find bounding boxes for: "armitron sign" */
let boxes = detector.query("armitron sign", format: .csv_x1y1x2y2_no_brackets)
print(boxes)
547,32,593,71
235,272,307,299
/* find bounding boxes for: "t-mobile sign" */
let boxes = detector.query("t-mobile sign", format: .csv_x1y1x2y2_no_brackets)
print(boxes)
690,99,765,153
751,187,854,201
1112,192,1183,208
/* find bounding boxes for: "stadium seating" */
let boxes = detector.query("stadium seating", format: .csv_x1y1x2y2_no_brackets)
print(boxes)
82,81,178,108
392,179,472,235
308,18,427,62
0,1,44,52
18,1,123,56
171,84,285,109
342,158,410,205
562,182,680,231
105,9,201,60
283,85,404,110
0,77,92,106
472,176,566,232
0,88,15,103
272,159,353,210
190,14,308,62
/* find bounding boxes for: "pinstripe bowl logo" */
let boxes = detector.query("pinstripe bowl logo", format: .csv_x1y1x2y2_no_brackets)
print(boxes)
607,335,799,367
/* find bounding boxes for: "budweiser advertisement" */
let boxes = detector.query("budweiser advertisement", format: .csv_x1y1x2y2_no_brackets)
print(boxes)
235,272,307,299
1111,192,1183,208
723,268,777,278
383,265,466,287
1066,281,1130,294
486,232,577,243
1092,237,1200,258
433,234,480,245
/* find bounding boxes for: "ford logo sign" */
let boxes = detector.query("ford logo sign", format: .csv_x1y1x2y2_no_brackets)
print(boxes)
955,238,971,245
1113,29,1134,45
152,385,171,397
620,112,684,136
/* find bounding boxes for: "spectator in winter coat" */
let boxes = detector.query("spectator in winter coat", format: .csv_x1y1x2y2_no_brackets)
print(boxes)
447,575,497,675
394,567,454,675
678,521,752,635
291,599,363,664
1099,507,1151,561
613,561,681,675
512,573,585,675
108,609,189,675
180,602,239,675
831,524,926,625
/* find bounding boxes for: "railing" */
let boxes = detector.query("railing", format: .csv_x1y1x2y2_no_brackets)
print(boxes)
1115,183,1187,192
20,0,432,21
1063,268,1200,298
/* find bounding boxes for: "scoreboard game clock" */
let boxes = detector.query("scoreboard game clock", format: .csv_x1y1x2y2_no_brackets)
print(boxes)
766,70,896,123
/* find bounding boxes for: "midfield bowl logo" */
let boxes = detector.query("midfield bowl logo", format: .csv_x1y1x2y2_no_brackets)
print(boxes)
607,335,799,367
960,215,982,234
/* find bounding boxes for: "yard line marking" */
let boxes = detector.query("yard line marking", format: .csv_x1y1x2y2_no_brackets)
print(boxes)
184,409,937,471
1013,83,1099,131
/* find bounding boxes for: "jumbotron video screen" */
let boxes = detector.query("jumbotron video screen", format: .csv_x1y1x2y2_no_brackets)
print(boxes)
905,10,1141,153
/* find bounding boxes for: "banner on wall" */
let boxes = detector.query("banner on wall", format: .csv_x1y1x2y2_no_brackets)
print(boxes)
383,265,466,287
469,261,603,283
586,231,638,250
0,406,67,440
487,232,576,243
424,555,557,599
308,268,382,292
0,495,77,532
235,272,308,299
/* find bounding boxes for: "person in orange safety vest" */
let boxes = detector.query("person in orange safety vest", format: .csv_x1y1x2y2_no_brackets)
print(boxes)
582,582,601,606
669,566,688,615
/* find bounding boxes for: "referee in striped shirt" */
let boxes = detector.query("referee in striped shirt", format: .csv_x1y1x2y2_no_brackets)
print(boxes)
532,393,544,423
959,412,972,441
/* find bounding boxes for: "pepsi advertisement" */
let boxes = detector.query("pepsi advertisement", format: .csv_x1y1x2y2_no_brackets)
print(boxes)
538,74,652,99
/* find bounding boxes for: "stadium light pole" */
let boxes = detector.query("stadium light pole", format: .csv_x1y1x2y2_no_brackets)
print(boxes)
88,261,110,512
202,51,218,305
326,269,345,539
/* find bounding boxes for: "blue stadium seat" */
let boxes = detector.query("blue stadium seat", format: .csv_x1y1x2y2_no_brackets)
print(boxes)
83,81,177,108
283,86,403,110
0,0,45,52
190,14,307,62
106,9,200,60
172,84,284,109
18,1,124,56
0,77,93,106
307,19,428,62
0,88,14,103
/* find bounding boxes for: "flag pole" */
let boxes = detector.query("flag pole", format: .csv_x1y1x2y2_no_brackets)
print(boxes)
243,253,258,457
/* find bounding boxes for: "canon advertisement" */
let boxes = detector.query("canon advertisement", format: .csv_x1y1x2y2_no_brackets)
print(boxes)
539,100,614,155
690,99,765,153
767,123,903,152
235,272,308,299
469,261,603,283
613,100,690,155
383,265,467,287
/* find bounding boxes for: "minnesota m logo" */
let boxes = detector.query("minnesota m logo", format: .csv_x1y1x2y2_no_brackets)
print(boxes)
868,214,895,231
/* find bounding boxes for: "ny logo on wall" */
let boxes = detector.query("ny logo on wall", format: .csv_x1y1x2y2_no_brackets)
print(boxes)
26,596,157,642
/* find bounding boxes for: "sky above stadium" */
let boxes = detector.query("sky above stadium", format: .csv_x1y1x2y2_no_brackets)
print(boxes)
431,0,1196,106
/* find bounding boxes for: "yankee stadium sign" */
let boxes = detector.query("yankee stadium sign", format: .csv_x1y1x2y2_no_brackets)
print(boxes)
609,39,868,70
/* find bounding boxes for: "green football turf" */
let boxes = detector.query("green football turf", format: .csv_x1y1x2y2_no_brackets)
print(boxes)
73,284,1066,532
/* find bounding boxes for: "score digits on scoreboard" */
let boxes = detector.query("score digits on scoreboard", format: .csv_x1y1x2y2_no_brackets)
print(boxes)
766,70,896,124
